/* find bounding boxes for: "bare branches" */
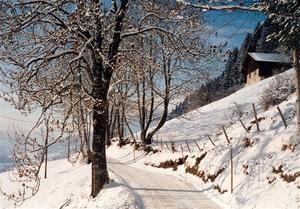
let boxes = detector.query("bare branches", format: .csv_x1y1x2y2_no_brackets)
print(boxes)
0,0,213,199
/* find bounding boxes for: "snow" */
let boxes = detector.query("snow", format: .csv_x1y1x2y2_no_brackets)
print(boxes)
107,69,300,209
0,69,299,209
108,157,220,209
0,159,138,209
248,52,290,63
176,0,186,4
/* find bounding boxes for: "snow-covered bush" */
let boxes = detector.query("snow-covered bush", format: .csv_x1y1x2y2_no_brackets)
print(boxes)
260,73,295,110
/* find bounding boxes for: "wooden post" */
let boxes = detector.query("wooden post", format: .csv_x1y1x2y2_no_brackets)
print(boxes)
160,138,163,149
222,126,230,145
207,135,216,146
180,144,184,158
194,140,202,152
252,103,260,131
171,142,175,153
230,145,233,194
277,106,287,129
239,119,249,133
185,140,191,153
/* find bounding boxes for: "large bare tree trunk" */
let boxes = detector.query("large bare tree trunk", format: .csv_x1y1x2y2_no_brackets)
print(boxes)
91,62,110,197
91,96,109,197
294,47,300,132
91,0,128,197
91,106,109,197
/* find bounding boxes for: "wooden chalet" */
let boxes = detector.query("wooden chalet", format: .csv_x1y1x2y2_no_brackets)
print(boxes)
243,52,291,85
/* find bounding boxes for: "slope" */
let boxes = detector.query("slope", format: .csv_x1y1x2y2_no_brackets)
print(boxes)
107,69,300,209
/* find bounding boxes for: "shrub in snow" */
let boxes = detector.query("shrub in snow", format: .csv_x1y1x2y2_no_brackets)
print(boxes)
260,74,295,110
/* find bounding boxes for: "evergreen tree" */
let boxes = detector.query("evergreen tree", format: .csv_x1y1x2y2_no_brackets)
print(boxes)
256,19,281,53
238,33,252,82
223,48,239,90
248,23,262,52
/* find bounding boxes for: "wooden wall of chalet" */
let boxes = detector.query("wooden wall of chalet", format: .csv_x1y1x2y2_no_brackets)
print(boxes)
244,57,291,85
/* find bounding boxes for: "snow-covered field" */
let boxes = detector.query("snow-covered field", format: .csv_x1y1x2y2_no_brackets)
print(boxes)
0,159,138,209
0,69,299,209
107,69,300,209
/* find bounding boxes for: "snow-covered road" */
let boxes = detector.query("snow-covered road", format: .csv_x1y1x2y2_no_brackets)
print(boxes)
108,158,221,209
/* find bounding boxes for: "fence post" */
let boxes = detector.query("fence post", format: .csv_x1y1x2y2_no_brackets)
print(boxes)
185,140,191,153
239,119,249,133
277,106,287,129
171,142,176,153
207,135,216,146
194,140,202,152
160,138,163,149
252,103,260,131
222,126,230,145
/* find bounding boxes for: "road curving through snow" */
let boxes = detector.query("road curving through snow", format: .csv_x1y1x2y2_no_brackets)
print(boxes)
108,158,221,209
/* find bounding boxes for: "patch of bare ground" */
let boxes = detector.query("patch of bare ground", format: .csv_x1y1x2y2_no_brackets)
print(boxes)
145,156,188,171
185,152,225,183
242,137,255,148
272,165,300,183
281,143,297,152
213,185,228,194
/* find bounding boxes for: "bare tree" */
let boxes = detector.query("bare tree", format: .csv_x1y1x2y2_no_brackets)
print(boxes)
0,0,206,198
102,1,207,149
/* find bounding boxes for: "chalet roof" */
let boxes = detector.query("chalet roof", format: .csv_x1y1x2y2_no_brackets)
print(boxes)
248,52,290,64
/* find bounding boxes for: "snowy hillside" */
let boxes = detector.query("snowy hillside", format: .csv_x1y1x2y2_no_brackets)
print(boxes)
0,70,299,209
107,69,300,209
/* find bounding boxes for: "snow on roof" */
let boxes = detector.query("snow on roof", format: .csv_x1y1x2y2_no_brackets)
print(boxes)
248,52,290,63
